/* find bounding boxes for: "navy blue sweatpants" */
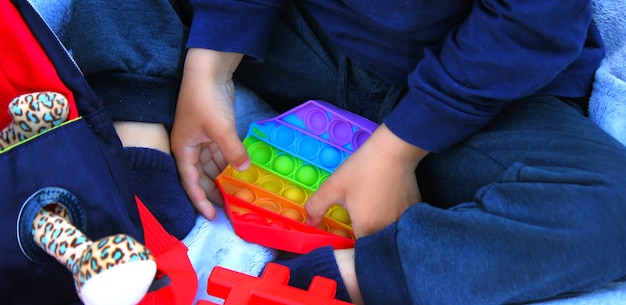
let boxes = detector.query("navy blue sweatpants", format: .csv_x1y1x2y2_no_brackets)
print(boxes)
235,3,626,304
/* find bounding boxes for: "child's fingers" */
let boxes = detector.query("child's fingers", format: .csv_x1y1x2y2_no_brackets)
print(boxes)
174,144,214,217
305,179,342,227
200,147,225,179
188,162,218,220
194,198,217,221
212,125,250,172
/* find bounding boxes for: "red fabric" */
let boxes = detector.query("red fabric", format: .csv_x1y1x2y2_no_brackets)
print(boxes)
135,197,198,305
0,0,78,127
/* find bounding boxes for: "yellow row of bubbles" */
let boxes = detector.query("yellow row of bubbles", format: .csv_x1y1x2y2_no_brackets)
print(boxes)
230,165,312,204
219,175,353,238
225,166,351,227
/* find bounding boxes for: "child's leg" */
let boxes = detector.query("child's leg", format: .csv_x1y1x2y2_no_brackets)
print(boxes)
115,118,280,304
113,122,195,240
113,122,171,154
356,96,626,304
274,96,626,305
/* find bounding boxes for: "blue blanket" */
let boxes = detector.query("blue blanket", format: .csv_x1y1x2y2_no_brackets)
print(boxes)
30,0,626,303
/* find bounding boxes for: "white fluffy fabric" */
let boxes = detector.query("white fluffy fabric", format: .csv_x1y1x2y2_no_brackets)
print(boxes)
589,0,626,147
183,210,278,304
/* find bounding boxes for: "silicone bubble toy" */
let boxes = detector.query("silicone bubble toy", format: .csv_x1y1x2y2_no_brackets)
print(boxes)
216,100,378,253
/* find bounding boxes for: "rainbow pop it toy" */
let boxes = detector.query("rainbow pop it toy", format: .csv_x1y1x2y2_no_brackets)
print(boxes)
216,100,378,253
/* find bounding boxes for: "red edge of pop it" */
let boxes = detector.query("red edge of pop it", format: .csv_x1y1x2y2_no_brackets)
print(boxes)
217,180,355,254
199,263,354,305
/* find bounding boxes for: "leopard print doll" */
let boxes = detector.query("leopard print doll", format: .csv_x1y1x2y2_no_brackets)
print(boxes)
0,91,69,150
32,204,157,305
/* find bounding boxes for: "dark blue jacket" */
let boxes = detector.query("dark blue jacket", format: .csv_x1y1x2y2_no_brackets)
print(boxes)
187,0,604,152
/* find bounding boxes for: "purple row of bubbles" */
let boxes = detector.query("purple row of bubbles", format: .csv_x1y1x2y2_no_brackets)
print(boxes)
273,100,377,152
303,107,353,145
302,107,365,150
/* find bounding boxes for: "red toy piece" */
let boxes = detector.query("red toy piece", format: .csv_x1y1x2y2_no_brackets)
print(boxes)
197,263,353,305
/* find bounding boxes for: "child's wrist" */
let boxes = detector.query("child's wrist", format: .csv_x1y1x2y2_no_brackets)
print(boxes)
368,124,428,166
184,48,244,83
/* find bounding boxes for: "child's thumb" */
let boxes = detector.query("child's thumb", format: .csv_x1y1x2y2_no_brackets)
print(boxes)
305,180,341,227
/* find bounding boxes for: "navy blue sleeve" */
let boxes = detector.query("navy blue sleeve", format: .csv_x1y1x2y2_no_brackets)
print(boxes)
70,0,188,127
384,0,599,152
186,0,287,60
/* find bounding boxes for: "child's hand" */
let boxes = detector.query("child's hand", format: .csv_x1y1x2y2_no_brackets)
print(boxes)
305,124,428,237
171,48,248,220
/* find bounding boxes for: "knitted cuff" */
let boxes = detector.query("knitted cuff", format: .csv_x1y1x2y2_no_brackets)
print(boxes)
125,147,196,239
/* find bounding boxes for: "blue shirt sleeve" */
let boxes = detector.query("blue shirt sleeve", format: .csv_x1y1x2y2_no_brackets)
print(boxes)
186,0,287,60
384,0,597,152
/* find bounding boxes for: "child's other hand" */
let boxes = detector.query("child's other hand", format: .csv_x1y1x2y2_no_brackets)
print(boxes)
305,124,428,237
171,48,248,220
